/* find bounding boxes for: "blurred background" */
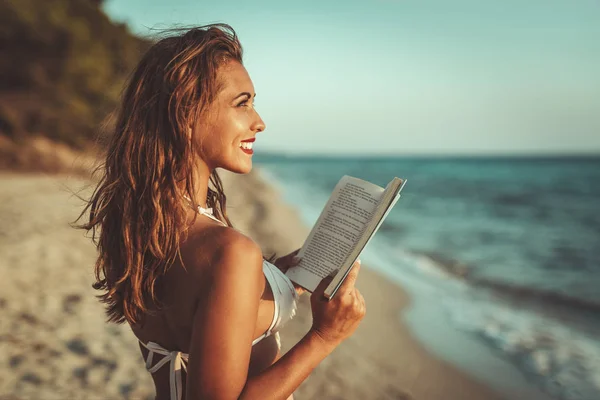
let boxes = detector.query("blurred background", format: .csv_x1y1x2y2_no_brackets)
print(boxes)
1,1,599,399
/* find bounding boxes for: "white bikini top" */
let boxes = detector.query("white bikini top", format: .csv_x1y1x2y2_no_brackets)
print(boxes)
138,206,299,400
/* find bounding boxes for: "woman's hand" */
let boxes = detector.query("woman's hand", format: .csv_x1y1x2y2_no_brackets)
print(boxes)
273,248,307,295
309,259,365,345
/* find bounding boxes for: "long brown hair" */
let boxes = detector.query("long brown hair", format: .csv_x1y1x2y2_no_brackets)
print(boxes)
76,24,243,325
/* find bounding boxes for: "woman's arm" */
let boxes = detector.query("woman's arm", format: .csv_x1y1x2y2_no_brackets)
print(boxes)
240,261,364,400
185,230,265,399
239,330,336,400
185,229,364,400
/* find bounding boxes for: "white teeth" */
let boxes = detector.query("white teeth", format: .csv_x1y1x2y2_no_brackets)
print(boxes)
240,142,253,149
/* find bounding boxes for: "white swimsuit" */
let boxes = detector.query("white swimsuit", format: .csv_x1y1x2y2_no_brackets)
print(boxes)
138,207,298,400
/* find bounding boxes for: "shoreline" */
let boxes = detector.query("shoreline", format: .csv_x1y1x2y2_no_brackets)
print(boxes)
250,166,566,400
0,169,504,399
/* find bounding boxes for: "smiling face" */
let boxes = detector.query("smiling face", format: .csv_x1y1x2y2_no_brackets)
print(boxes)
192,60,265,174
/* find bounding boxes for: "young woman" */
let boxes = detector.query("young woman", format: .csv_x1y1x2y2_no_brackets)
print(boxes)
78,24,365,400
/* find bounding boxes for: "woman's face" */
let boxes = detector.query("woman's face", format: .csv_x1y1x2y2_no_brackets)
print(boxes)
193,60,265,174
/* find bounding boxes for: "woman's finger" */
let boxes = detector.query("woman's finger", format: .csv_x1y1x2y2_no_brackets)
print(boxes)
293,283,307,296
279,248,301,263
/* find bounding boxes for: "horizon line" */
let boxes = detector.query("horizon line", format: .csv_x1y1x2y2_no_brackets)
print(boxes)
252,150,600,159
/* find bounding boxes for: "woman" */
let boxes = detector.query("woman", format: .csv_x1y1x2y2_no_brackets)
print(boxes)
78,24,365,400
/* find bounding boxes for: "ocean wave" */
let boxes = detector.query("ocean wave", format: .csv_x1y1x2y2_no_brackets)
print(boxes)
378,246,600,400
407,250,600,316
444,294,600,400
470,278,600,316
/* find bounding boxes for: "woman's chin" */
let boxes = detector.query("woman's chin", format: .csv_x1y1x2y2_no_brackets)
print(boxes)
225,161,252,174
217,152,253,174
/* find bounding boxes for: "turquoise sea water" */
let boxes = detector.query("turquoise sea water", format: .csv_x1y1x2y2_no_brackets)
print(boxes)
253,154,600,400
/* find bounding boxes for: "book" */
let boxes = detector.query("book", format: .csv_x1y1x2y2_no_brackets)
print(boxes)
285,175,407,299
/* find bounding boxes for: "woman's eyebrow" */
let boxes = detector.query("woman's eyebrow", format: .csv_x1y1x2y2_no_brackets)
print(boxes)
232,91,255,100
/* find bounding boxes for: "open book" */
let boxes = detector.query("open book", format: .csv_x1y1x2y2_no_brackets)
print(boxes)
285,175,407,299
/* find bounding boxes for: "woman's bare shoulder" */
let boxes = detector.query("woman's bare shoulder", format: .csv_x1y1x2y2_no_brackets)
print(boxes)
180,223,263,281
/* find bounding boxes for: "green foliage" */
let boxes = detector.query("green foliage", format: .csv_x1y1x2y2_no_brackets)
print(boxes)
0,0,150,148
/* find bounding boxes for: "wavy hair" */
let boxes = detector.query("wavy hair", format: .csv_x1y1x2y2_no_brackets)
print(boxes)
75,24,244,325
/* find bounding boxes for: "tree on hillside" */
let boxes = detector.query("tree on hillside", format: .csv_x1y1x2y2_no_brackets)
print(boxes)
0,0,149,148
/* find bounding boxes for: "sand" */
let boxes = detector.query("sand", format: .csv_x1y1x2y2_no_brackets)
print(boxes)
0,169,505,400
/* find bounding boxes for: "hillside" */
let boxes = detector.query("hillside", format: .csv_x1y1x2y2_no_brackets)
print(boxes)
0,0,149,154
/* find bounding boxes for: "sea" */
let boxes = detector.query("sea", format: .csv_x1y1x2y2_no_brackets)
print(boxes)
252,153,600,400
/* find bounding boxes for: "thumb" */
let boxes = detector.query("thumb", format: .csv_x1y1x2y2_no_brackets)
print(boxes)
336,258,361,292
311,272,336,299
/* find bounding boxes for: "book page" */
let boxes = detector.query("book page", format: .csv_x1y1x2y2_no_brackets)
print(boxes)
323,177,406,298
285,175,384,291
360,181,405,250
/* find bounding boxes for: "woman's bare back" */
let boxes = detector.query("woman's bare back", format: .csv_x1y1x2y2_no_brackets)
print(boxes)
130,217,281,399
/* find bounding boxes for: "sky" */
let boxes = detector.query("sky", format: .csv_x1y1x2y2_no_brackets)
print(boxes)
103,0,600,156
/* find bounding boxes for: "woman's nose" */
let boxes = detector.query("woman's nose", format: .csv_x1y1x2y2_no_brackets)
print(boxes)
253,110,266,133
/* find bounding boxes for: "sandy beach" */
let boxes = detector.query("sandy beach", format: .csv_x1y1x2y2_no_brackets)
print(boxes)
0,168,504,400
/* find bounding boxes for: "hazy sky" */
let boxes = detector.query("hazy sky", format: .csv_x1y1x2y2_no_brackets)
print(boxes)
103,0,600,155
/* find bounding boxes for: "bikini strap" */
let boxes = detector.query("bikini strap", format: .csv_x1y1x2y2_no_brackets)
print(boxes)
139,340,189,400
197,210,226,226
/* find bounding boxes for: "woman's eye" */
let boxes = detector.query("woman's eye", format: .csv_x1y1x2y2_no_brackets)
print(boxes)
237,100,255,109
